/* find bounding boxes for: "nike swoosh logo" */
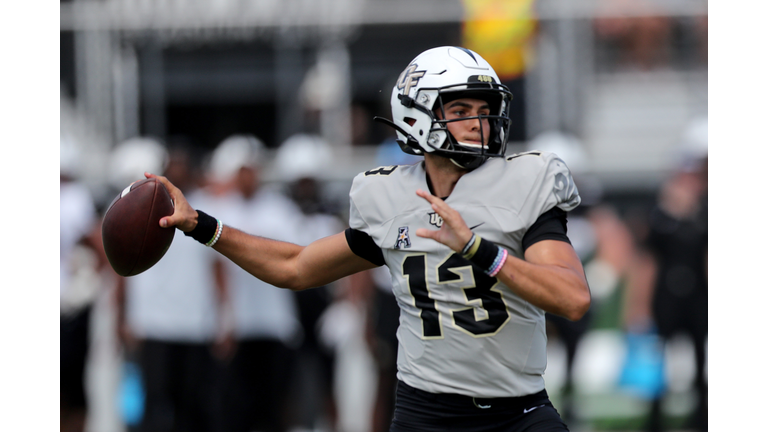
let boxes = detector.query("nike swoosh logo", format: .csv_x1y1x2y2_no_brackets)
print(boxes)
523,404,545,414
469,222,485,230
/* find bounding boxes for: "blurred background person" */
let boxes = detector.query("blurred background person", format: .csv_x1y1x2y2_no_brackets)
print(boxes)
461,0,537,143
113,137,228,432
273,133,345,432
207,134,303,432
643,117,708,432
61,135,101,432
620,117,707,432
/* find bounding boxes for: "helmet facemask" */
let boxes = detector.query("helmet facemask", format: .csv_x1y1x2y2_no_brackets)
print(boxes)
428,84,513,170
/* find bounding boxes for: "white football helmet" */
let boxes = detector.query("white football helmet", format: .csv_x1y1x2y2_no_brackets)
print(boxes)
377,46,513,170
274,133,333,182
108,137,168,190
209,134,265,184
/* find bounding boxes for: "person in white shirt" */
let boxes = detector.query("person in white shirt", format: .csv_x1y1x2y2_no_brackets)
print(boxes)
60,136,99,432
207,135,303,432
116,142,227,432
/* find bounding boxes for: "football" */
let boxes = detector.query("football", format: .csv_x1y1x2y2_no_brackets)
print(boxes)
102,178,175,276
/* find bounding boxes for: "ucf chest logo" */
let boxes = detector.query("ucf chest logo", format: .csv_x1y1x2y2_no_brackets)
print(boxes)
428,212,443,228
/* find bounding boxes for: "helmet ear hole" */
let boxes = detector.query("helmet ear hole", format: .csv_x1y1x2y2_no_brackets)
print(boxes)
404,117,417,126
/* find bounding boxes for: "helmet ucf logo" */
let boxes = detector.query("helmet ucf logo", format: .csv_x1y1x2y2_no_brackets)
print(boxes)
397,64,426,96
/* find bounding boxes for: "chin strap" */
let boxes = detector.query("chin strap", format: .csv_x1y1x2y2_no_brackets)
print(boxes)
449,154,487,171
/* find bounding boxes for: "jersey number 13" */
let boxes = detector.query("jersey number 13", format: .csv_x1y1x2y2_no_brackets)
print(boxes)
402,253,510,338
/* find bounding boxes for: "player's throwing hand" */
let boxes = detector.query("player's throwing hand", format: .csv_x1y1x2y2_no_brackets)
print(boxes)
414,189,474,252
144,172,199,232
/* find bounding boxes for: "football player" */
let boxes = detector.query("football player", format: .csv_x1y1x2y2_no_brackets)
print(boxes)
150,46,590,431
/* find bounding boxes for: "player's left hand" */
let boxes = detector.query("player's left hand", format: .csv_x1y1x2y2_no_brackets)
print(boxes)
415,189,474,252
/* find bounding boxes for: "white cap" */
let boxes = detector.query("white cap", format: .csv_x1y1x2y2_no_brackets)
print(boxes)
527,131,590,174
527,131,604,206
274,134,333,182
108,137,168,189
209,134,265,183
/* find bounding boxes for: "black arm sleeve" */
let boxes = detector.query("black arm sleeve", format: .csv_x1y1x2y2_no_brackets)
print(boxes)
345,228,385,266
521,207,571,252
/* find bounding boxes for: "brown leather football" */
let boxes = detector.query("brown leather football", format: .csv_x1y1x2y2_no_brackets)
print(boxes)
102,178,175,276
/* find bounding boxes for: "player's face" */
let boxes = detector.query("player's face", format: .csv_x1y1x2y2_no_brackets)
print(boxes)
435,98,491,148
235,165,259,198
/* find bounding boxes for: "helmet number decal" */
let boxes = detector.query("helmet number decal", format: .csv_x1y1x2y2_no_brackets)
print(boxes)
469,75,497,84
397,64,426,96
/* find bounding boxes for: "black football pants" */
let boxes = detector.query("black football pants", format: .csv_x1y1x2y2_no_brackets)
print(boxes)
389,380,569,432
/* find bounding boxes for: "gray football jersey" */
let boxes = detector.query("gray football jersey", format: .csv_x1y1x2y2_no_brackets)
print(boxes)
348,151,580,398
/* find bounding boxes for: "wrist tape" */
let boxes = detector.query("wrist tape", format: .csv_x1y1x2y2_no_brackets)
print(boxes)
461,234,508,277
